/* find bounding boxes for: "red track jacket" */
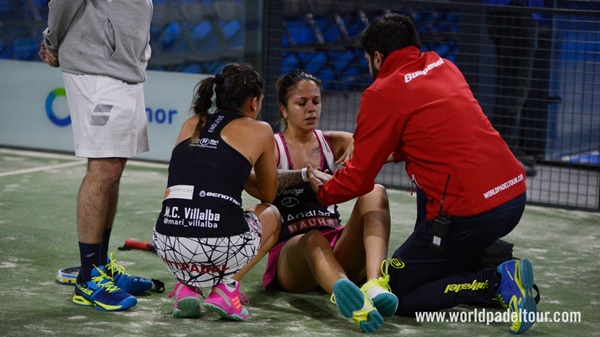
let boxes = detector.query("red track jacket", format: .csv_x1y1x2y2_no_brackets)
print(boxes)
317,46,526,219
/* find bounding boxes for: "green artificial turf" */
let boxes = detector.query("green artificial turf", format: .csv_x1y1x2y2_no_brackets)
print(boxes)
0,149,598,337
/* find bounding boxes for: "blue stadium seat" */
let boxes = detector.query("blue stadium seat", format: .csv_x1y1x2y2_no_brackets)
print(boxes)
314,16,341,43
12,37,38,60
212,0,244,50
190,22,218,51
281,51,300,74
285,19,320,46
0,39,11,58
0,0,10,15
157,22,182,49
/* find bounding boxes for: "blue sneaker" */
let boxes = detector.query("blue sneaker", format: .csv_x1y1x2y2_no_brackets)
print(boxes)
332,279,384,333
72,266,137,311
496,258,537,334
105,253,153,295
360,260,399,317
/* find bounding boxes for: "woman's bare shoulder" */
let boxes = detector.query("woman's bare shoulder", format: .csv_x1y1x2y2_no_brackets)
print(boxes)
235,117,273,136
174,115,200,145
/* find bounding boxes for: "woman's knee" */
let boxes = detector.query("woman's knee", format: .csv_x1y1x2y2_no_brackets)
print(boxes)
255,204,281,235
298,230,329,249
372,184,389,201
252,203,280,222
357,183,390,212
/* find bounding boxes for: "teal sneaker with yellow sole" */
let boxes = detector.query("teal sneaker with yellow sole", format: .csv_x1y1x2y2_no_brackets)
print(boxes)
360,260,399,317
72,266,137,311
332,279,384,333
496,258,537,334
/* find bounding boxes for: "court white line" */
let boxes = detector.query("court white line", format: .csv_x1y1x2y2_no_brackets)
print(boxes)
0,148,168,177
0,160,87,177
0,148,76,160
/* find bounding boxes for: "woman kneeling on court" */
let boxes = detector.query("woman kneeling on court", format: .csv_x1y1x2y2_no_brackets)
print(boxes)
153,63,281,320
256,70,397,333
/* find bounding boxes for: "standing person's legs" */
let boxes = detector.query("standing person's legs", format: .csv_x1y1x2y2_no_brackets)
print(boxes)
64,73,149,310
77,157,126,280
79,157,153,294
70,157,138,311
99,158,124,263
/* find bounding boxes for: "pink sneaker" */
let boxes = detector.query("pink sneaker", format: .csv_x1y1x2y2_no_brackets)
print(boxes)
204,280,249,320
168,281,202,318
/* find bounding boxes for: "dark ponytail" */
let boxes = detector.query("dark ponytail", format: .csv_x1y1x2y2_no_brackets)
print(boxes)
190,77,216,142
190,63,264,142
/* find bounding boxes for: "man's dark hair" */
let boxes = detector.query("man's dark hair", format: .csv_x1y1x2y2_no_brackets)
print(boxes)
360,13,421,61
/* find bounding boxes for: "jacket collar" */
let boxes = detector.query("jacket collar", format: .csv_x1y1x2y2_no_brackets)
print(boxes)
376,46,421,79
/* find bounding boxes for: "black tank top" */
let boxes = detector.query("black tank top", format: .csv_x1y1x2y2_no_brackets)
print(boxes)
155,111,252,237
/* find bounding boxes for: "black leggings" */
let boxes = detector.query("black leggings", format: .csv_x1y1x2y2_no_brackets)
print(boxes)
389,192,527,316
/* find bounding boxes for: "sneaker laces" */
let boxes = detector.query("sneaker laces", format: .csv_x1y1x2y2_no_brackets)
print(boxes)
91,266,121,293
361,260,393,294
238,291,250,306
224,280,250,306
377,259,392,291
106,252,130,278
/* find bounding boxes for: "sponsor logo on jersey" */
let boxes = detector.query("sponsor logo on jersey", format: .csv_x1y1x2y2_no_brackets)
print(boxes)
390,258,405,269
287,216,340,234
404,58,444,83
161,257,228,275
164,185,194,200
483,174,524,199
278,187,304,197
191,137,219,149
281,197,299,208
207,115,224,133
199,190,241,206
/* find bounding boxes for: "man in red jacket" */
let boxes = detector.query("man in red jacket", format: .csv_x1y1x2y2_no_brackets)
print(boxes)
307,13,537,334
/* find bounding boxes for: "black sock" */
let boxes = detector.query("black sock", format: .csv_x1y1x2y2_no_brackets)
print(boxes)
78,242,101,283
100,228,112,266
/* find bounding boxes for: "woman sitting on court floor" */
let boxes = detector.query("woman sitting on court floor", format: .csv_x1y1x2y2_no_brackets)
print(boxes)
256,69,397,333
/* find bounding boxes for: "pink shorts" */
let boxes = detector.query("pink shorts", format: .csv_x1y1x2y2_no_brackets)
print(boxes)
262,227,344,291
